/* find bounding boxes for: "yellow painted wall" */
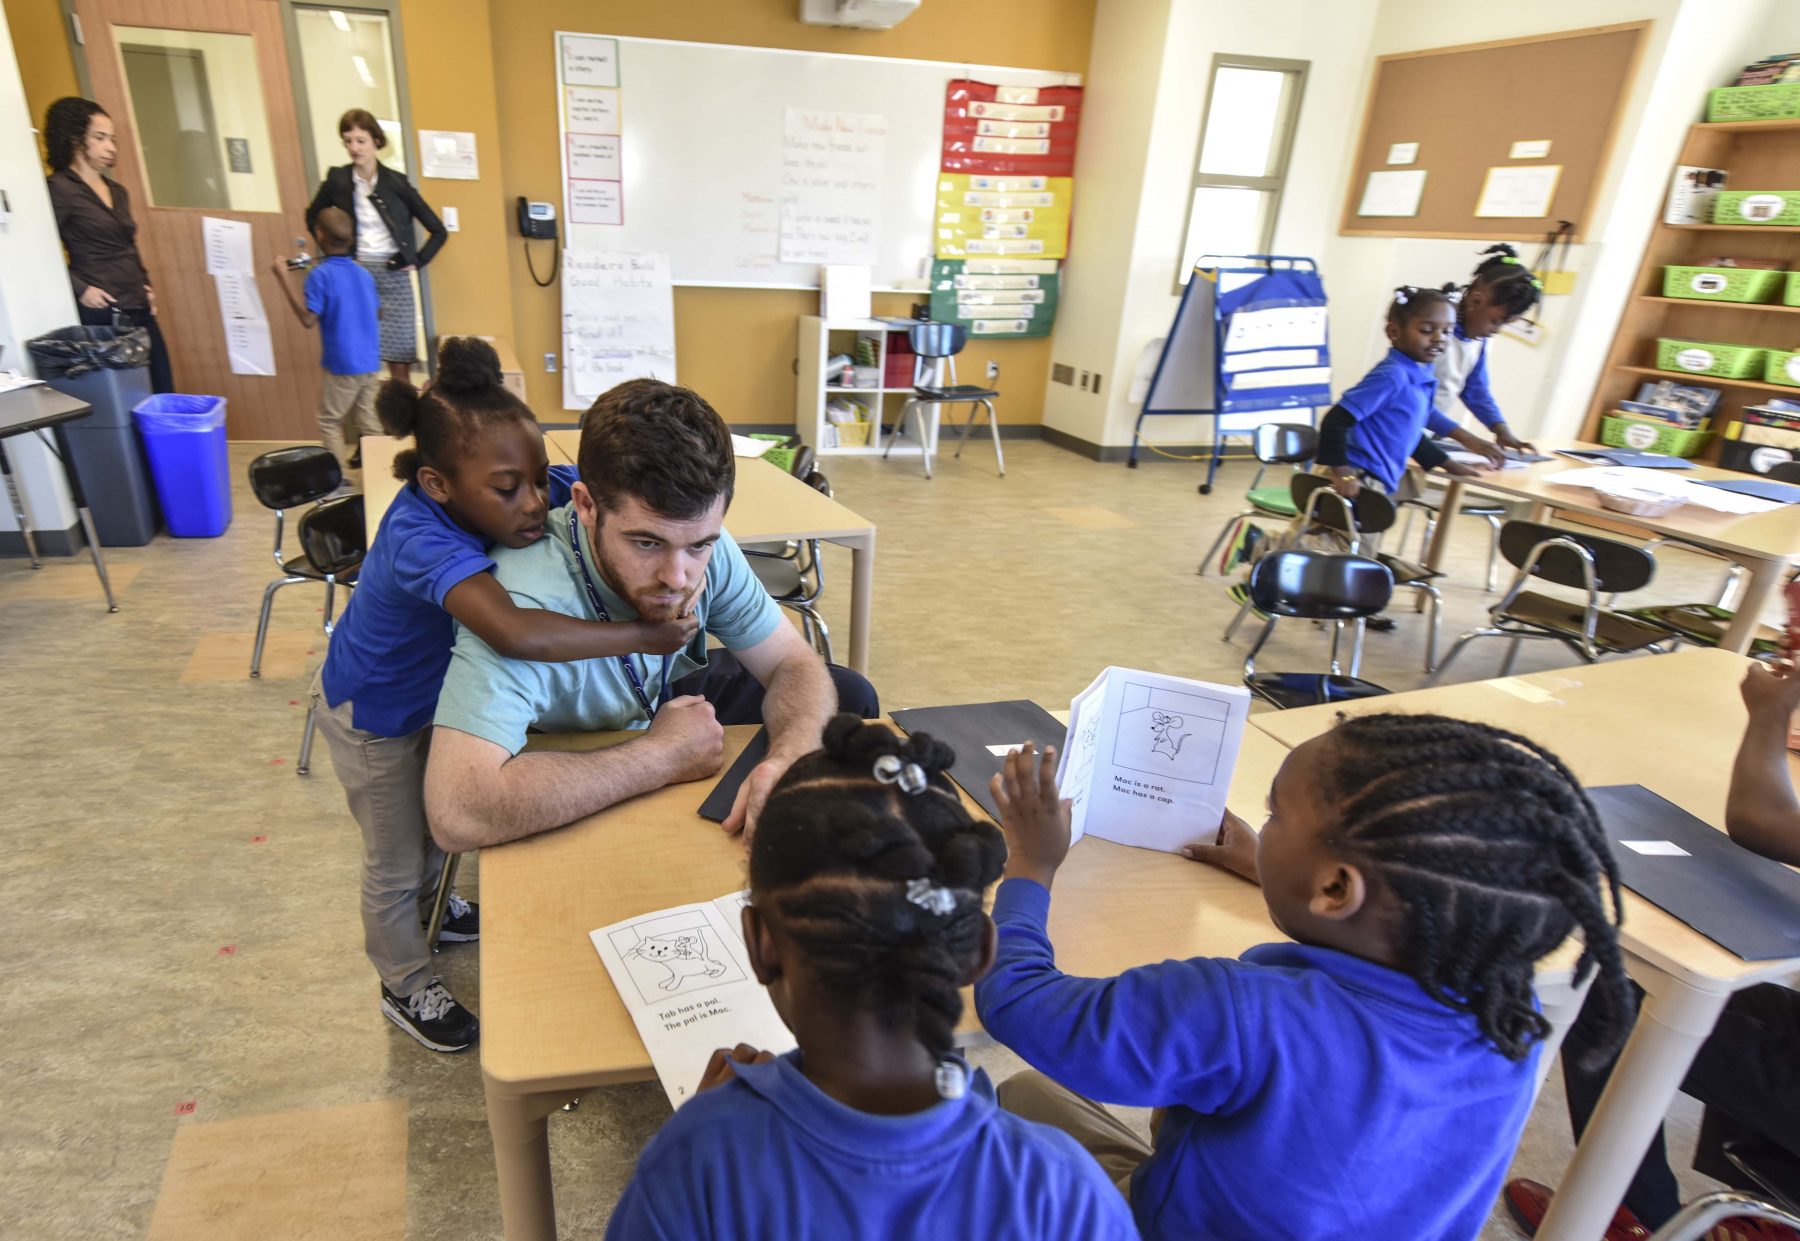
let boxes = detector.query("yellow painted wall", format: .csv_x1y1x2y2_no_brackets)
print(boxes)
486,0,1095,422
5,0,77,163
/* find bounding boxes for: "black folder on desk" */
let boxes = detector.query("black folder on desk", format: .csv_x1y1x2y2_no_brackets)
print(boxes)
1590,784,1800,961
697,727,770,822
890,701,1067,822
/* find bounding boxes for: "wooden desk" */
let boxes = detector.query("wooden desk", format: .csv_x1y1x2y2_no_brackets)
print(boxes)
481,723,1293,1240
1247,648,1800,1241
358,432,879,673
1421,441,1800,654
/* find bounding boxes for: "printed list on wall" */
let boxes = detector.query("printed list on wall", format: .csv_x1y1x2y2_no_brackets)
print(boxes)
931,80,1083,339
560,249,676,411
778,109,885,267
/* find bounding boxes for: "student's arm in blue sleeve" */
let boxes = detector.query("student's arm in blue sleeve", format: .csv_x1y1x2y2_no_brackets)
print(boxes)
1425,406,1462,439
1460,343,1507,429
1334,366,1400,425
547,464,578,510
974,878,1265,1113
604,1177,682,1241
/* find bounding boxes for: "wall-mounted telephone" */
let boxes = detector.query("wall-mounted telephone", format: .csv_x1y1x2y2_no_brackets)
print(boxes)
517,198,558,240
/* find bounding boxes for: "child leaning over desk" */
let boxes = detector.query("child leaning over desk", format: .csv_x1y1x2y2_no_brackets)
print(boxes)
1435,244,1545,457
975,717,1634,1241
309,338,697,1055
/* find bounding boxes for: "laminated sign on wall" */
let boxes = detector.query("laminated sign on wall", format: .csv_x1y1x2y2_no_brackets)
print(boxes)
929,258,1060,338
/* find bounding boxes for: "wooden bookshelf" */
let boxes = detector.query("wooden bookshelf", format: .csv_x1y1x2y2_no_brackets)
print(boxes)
1582,118,1800,459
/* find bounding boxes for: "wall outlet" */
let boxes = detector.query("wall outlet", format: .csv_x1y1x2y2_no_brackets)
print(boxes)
543,352,558,373
1079,370,1090,390
1092,372,1102,395
442,206,460,232
985,360,999,380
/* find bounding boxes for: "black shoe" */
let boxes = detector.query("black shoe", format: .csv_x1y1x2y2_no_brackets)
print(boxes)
1365,616,1397,633
432,893,479,943
380,979,479,1052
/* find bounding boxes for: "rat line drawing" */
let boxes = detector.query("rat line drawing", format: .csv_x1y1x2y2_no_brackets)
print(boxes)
626,931,729,992
1148,711,1189,760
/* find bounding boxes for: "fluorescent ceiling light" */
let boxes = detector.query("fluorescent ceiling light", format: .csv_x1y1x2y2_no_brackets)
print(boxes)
352,54,376,88
329,9,350,31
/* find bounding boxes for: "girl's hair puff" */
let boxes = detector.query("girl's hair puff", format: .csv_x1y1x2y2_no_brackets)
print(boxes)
748,715,1007,1064
379,337,537,481
1468,243,1543,318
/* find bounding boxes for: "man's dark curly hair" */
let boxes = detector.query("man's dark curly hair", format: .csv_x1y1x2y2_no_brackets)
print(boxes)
44,97,107,172
578,379,735,521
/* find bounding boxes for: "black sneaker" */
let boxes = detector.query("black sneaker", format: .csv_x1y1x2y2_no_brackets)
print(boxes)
433,893,479,943
380,979,479,1052
1220,521,1266,574
1365,616,1397,633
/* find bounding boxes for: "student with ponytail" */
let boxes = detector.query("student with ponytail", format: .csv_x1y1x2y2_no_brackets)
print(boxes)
312,337,697,1054
1436,243,1546,455
977,714,1632,1241
604,716,1137,1240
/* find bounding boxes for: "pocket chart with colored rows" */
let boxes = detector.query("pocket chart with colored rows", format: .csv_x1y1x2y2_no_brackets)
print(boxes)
929,258,1060,338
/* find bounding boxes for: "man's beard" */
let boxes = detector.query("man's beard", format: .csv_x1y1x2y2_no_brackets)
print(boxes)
591,539,698,623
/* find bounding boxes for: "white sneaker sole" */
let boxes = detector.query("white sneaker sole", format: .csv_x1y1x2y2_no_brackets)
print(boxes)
380,995,477,1053
434,928,479,943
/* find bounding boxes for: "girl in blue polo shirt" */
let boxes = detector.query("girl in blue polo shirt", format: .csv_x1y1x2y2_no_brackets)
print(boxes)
605,717,1138,1241
977,718,1634,1241
1436,245,1545,455
313,338,695,1054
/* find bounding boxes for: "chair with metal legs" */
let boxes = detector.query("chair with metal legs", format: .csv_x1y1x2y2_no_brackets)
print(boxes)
292,494,367,776
883,322,1003,479
1427,520,1676,685
1197,421,1318,575
1400,489,1507,591
248,446,346,677
1644,1192,1800,1241
1239,550,1396,709
743,447,836,660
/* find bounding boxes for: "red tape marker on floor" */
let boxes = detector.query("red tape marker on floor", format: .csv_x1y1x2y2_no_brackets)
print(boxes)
174,1101,196,1115
218,945,237,956
251,835,268,844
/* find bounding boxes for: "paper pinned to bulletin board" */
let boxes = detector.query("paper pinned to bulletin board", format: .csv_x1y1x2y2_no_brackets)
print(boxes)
1476,165,1563,218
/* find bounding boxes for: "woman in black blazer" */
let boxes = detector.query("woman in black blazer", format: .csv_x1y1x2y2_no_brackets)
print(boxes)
305,109,447,381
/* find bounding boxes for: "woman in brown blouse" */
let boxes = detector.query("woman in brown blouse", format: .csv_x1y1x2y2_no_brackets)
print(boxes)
44,97,173,393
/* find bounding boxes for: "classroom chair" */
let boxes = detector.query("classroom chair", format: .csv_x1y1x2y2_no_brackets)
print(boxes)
882,322,1003,479
248,446,347,678
743,446,835,660
1239,550,1396,709
1226,474,1445,672
1427,520,1676,685
292,494,367,777
1396,487,1508,591
1643,1192,1800,1241
1196,421,1317,576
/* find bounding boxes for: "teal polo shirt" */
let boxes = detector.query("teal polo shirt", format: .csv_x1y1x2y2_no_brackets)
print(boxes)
433,503,783,754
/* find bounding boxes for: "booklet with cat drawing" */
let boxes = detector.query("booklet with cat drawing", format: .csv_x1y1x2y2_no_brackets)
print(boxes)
1053,667,1252,854
590,891,796,1110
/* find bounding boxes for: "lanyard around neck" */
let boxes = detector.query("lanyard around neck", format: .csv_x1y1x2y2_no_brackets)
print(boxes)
567,509,668,718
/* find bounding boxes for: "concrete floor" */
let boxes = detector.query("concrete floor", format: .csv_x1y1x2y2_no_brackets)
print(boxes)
0,437,1748,1239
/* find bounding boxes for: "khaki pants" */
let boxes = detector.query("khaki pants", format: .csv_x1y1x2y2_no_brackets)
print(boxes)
997,1070,1153,1200
312,677,446,998
318,370,382,479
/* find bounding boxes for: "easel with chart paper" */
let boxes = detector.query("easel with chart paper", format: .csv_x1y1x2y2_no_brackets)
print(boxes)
1129,255,1331,492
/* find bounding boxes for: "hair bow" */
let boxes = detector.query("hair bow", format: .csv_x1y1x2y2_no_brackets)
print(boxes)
873,753,928,796
905,877,957,917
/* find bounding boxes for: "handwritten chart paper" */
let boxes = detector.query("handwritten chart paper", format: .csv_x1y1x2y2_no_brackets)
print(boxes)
779,109,884,266
561,249,675,410
560,35,619,88
591,892,796,1109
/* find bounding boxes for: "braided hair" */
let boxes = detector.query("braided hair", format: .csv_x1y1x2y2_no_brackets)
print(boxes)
1468,243,1543,318
378,337,537,481
1320,713,1632,1068
749,715,1007,1067
1387,284,1459,327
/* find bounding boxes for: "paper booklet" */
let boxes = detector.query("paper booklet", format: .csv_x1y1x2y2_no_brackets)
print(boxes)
590,891,797,1110
1053,667,1251,854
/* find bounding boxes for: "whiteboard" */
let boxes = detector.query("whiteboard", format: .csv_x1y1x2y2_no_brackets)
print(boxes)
554,33,1079,289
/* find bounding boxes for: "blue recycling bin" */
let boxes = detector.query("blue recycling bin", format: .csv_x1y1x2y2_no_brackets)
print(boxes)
132,395,232,537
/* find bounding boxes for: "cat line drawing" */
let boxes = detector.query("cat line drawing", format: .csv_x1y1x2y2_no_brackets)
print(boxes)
627,932,729,992
1149,711,1190,761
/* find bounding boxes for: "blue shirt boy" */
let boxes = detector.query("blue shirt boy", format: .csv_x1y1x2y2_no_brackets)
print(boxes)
304,255,380,376
320,481,493,737
604,1051,1138,1240
976,877,1538,1241
1336,347,1460,492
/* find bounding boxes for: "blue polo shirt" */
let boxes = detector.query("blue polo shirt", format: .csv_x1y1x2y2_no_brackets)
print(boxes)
304,255,380,376
320,482,493,737
605,1052,1138,1240
1337,348,1459,492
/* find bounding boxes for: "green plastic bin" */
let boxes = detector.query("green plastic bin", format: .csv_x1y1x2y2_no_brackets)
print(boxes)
1655,338,1766,379
1786,272,1800,307
1661,265,1785,302
1706,84,1800,122
1712,190,1800,226
1601,414,1711,458
1765,350,1800,388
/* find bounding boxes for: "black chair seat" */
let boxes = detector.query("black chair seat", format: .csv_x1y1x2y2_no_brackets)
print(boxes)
1505,591,1673,653
915,383,998,401
1376,553,1441,585
746,554,805,600
1246,672,1391,710
276,552,360,586
1409,493,1507,517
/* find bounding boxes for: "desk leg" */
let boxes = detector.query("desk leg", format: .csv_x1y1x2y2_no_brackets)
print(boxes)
1534,978,1729,1241
47,425,117,612
848,531,875,675
0,440,41,568
1422,478,1464,574
1719,558,1782,656
486,1077,561,1241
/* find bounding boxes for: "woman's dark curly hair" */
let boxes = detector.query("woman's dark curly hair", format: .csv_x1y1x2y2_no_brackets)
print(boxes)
748,715,1007,1065
44,97,107,172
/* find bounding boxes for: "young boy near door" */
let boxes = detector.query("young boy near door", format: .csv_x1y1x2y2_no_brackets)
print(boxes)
271,206,381,483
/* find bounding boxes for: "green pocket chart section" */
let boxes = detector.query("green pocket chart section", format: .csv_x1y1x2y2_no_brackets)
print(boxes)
929,258,1061,338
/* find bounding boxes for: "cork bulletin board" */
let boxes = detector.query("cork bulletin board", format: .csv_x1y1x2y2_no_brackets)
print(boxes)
1338,23,1648,241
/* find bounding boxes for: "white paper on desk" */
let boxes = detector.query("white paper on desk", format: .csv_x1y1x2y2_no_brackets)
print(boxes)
730,433,775,459
1543,467,1781,515
591,891,797,1110
202,216,253,276
1443,448,1528,469
1054,667,1251,854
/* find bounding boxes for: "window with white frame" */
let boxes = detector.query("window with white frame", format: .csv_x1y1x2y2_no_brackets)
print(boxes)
1176,56,1308,287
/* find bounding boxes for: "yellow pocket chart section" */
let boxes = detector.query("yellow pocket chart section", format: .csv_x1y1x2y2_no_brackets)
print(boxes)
934,174,1073,259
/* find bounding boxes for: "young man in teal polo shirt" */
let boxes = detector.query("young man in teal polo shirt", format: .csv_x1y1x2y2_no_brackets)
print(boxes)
424,379,876,853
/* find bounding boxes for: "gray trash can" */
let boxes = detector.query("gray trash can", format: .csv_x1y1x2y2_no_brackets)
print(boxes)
26,326,159,545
